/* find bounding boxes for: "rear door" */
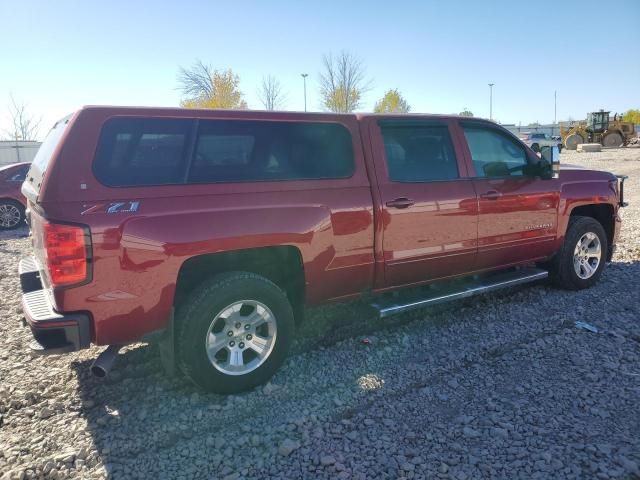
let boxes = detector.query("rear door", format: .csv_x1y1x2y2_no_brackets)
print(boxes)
457,121,559,270
369,118,478,288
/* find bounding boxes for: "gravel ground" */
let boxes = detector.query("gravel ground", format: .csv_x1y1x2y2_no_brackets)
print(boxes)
1,148,639,480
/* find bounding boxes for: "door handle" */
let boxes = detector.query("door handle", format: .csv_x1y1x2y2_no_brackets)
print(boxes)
480,190,502,200
386,197,415,209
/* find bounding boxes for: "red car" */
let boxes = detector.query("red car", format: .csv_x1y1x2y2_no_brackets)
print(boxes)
18,107,626,393
0,162,29,230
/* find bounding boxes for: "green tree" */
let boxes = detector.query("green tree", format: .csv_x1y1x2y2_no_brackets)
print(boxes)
459,108,474,117
373,89,410,113
622,109,640,125
319,51,369,113
178,60,247,109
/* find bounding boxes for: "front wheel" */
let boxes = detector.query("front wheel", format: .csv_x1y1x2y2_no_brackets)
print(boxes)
0,200,25,230
564,133,584,150
176,272,294,393
550,216,607,290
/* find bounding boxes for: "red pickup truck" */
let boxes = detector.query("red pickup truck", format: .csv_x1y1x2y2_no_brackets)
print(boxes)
19,107,626,393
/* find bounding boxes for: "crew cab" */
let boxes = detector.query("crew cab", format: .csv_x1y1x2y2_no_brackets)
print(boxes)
18,107,626,393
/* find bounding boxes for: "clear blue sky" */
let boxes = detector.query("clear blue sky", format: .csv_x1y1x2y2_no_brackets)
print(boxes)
1,0,639,139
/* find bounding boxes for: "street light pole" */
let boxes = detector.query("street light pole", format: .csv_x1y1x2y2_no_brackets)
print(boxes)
301,73,308,112
488,83,494,121
554,90,557,136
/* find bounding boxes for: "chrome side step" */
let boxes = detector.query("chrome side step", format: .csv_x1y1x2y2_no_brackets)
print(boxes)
372,267,548,318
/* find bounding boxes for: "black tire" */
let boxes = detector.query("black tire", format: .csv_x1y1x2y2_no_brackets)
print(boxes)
176,271,294,393
0,199,25,230
550,216,607,290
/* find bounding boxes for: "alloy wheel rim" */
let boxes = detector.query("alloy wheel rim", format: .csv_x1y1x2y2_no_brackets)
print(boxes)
205,300,277,376
0,204,21,228
573,232,601,279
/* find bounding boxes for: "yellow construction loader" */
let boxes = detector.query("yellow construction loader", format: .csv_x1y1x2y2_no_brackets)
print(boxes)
560,111,635,150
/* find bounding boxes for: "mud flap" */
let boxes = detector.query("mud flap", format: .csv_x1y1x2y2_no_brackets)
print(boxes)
158,308,176,377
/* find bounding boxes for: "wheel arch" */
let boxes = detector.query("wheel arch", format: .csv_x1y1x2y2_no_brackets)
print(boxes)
0,196,26,207
568,204,615,261
174,245,306,323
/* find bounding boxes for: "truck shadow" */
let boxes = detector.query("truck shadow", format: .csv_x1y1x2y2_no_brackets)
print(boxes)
69,260,640,478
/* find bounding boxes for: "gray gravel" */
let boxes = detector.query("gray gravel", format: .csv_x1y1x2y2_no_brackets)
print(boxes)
1,148,639,479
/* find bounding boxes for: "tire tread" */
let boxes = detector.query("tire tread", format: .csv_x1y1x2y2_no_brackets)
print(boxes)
175,271,293,393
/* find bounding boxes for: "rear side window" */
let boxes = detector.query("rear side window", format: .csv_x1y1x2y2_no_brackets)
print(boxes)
94,118,192,186
380,124,459,182
94,118,354,186
188,120,353,183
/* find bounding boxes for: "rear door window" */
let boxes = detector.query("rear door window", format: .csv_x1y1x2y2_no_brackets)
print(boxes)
94,118,192,186
380,124,459,182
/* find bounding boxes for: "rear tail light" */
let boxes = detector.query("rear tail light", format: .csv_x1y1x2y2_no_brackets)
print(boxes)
43,222,91,287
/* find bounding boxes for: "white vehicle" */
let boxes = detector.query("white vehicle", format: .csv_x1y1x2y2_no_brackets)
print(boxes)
519,132,563,153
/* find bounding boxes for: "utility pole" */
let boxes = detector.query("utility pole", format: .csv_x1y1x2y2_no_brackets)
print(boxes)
554,90,557,136
301,73,308,112
488,83,495,121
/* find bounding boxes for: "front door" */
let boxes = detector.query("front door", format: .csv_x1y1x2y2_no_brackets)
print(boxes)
458,122,559,270
370,119,478,288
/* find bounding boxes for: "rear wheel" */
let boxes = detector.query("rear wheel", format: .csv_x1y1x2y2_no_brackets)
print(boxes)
550,216,607,290
602,132,623,148
0,200,25,230
176,271,294,393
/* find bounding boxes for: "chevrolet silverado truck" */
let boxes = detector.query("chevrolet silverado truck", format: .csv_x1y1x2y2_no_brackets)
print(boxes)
18,107,627,393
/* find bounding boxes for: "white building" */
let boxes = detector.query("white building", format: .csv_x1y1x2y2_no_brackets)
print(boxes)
0,141,41,166
501,123,562,137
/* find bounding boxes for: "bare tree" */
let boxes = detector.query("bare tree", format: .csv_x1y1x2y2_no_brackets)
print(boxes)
318,51,370,113
178,60,215,101
5,95,41,141
257,75,287,111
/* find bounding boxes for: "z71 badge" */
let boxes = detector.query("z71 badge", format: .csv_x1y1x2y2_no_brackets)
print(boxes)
81,201,140,215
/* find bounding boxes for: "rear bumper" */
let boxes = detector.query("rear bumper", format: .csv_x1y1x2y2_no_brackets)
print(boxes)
19,257,91,355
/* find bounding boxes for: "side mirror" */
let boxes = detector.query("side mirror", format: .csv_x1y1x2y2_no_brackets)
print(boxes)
539,145,560,179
